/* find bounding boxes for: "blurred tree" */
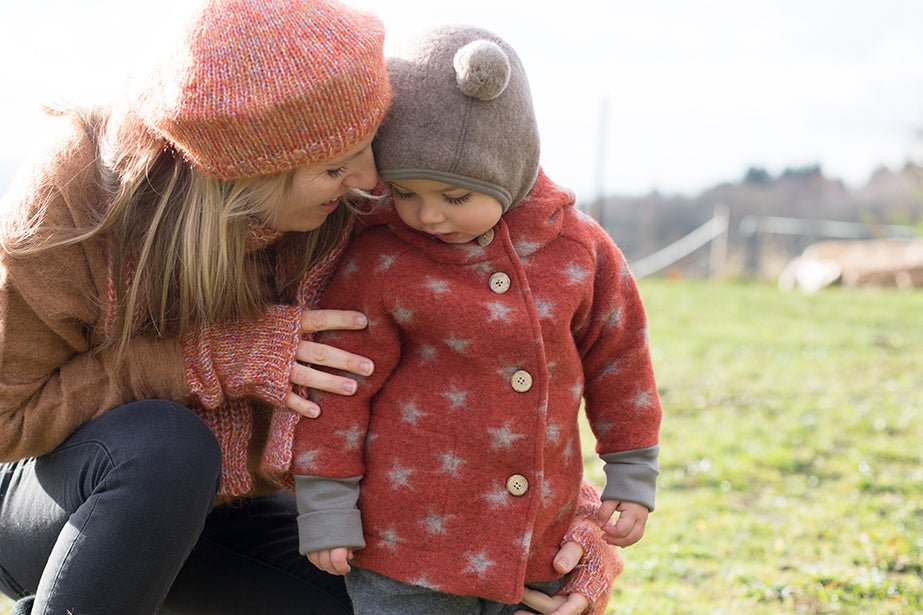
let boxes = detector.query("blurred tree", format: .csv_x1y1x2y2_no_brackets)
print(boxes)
743,166,773,184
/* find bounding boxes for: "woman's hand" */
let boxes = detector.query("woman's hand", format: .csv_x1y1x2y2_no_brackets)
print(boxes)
515,541,589,615
285,309,374,417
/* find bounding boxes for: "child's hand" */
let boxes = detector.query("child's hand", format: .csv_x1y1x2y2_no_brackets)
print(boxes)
596,500,649,547
306,547,355,575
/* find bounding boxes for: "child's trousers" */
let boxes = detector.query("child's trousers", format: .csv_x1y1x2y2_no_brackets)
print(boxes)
345,565,570,615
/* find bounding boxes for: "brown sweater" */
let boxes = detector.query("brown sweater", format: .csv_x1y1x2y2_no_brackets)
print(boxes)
0,119,187,463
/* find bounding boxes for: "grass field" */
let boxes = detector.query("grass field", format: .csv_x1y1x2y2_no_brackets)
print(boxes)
586,279,923,614
2,279,920,614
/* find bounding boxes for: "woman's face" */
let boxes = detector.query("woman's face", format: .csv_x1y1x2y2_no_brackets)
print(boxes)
267,136,378,232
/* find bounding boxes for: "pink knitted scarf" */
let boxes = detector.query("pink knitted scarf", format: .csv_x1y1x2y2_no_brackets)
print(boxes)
106,216,355,497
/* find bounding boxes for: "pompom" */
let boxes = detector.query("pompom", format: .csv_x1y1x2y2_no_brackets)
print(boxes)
453,40,511,101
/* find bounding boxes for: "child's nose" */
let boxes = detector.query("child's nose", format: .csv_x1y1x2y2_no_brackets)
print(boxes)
418,202,445,225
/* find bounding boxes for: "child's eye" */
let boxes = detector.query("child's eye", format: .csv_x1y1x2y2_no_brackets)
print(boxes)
326,165,348,178
443,193,472,205
390,187,414,200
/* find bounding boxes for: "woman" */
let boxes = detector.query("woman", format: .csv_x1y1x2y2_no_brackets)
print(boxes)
0,1,620,613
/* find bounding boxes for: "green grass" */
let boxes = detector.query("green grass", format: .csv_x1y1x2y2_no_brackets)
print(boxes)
2,280,920,614
581,279,923,614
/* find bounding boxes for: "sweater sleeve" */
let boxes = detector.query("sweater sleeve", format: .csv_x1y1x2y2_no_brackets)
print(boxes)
181,304,303,410
0,127,186,462
290,231,404,479
575,221,662,509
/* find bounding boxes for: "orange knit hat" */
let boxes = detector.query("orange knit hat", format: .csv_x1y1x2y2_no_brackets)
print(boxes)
135,0,391,179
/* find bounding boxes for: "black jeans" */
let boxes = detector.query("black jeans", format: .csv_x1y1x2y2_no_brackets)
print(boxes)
0,400,351,615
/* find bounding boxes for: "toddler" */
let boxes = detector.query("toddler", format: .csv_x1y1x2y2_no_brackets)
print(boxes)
292,24,662,614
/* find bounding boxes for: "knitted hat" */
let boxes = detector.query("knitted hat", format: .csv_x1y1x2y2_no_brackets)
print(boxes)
135,0,391,179
373,25,540,211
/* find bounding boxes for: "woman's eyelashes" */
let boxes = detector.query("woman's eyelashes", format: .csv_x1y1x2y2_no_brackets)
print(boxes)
325,165,348,178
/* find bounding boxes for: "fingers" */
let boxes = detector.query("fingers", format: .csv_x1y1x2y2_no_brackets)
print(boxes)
285,390,320,418
552,540,584,574
518,588,561,614
295,340,374,379
596,499,619,526
605,515,645,547
548,593,590,615
306,548,353,575
289,358,365,398
301,309,368,334
518,589,589,615
600,502,649,548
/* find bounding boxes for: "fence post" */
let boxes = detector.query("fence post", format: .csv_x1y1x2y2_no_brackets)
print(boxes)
709,203,729,279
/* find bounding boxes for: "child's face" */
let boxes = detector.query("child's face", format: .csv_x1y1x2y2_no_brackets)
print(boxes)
388,179,503,244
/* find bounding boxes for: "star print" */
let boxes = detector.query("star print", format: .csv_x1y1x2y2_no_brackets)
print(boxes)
438,452,466,477
603,307,623,330
594,421,615,437
571,381,584,401
515,239,540,256
484,301,514,322
391,303,415,324
517,529,533,552
444,336,472,355
377,254,397,271
463,552,496,578
294,450,319,473
417,345,438,363
387,463,413,489
441,388,468,410
335,425,363,449
633,389,654,411
563,263,590,285
341,259,359,278
424,277,450,295
541,481,554,503
407,576,441,591
620,259,632,279
488,421,526,450
461,244,486,259
376,527,402,551
420,512,452,535
600,359,622,377
546,422,562,445
481,484,511,508
534,298,555,320
364,430,379,452
464,261,492,277
562,439,576,462
495,364,519,380
400,401,426,426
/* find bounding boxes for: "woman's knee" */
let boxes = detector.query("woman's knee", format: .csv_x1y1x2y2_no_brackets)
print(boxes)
85,401,222,498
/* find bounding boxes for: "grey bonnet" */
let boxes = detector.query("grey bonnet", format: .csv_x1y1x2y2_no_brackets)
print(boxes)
372,25,541,211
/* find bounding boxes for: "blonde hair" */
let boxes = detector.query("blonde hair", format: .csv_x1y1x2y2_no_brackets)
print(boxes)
1,107,352,358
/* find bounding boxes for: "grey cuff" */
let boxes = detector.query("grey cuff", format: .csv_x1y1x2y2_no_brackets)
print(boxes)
295,474,366,554
600,445,660,511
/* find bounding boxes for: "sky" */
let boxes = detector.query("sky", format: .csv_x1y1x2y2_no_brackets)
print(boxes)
1,0,921,203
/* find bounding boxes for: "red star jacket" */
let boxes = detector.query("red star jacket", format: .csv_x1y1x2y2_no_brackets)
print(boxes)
291,172,661,604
